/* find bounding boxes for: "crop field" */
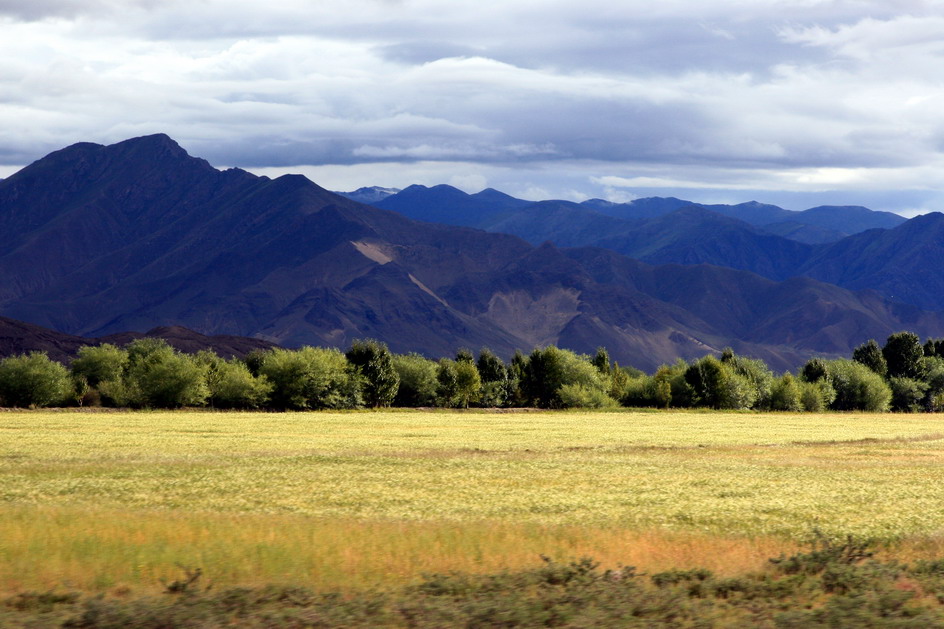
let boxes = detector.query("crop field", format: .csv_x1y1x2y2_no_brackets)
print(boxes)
4,408,944,597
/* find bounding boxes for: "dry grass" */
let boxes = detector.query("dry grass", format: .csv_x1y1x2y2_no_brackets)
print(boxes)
3,408,944,596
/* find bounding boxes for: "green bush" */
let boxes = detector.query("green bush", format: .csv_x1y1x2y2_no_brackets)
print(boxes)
0,352,72,408
827,359,892,412
392,353,438,407
260,347,361,410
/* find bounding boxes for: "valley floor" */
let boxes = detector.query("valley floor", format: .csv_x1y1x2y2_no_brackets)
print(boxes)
5,408,944,625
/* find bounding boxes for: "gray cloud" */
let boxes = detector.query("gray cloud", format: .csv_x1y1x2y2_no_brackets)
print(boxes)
2,1,944,213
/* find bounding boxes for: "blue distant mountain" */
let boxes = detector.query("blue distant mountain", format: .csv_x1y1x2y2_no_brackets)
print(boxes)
374,185,941,310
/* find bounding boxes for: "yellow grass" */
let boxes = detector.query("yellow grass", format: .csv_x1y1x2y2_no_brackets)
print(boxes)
3,408,944,595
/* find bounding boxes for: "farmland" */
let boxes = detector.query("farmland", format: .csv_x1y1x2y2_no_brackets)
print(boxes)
3,408,944,599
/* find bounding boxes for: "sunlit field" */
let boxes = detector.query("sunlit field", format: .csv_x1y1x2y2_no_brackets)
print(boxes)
4,408,944,596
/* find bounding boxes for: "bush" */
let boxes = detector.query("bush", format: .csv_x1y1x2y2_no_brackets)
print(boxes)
199,353,272,409
435,358,481,408
346,339,399,408
769,373,803,411
0,352,72,408
122,339,209,408
260,347,361,410
827,359,891,412
558,383,617,409
392,353,438,407
70,344,128,388
888,377,927,413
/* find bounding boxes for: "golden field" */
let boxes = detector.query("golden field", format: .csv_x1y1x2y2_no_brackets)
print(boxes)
3,408,944,596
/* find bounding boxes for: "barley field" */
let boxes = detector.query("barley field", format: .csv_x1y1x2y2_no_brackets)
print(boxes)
3,408,944,596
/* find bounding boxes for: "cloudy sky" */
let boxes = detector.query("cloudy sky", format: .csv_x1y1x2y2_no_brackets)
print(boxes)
2,0,944,214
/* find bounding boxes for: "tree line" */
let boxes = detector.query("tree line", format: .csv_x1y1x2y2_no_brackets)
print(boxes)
1,332,942,412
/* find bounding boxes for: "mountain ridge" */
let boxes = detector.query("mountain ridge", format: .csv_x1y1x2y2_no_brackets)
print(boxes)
1,134,940,371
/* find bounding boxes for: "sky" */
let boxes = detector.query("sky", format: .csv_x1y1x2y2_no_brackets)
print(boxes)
2,1,944,215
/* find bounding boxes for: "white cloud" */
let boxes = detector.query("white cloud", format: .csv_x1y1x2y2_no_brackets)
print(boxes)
3,1,944,211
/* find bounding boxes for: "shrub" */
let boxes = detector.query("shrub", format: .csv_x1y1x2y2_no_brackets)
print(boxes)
392,353,438,407
260,347,361,410
0,352,72,408
201,355,272,409
827,359,891,412
346,339,399,408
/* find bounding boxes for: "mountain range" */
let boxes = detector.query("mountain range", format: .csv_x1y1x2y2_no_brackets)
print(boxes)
371,185,944,312
1,134,941,371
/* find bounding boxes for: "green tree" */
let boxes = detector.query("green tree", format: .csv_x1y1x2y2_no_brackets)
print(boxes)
852,339,887,377
591,347,611,375
800,357,829,383
198,352,272,409
828,359,891,412
123,339,209,408
476,348,511,408
799,379,836,412
435,358,481,408
71,344,128,388
769,373,803,412
0,352,72,408
888,377,927,413
260,347,361,410
346,339,399,408
392,353,439,407
883,331,923,379
520,346,567,408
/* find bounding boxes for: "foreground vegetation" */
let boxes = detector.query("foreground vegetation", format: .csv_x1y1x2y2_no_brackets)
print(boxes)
5,409,944,605
3,331,944,413
9,541,944,627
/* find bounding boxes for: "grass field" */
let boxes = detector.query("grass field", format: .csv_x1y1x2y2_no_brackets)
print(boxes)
4,408,944,597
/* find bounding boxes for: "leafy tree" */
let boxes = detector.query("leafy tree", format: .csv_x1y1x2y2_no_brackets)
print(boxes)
725,354,773,409
197,352,272,409
685,354,759,410
392,353,439,407
455,348,475,364
920,356,944,412
260,347,361,410
71,344,128,388
888,377,928,413
346,339,399,408
800,358,829,383
769,373,803,412
924,338,944,358
799,379,836,412
435,358,481,408
520,346,567,408
476,348,511,408
591,347,611,375
883,331,923,379
123,339,209,408
827,359,891,412
852,339,887,378
521,346,614,409
0,352,72,408
558,382,617,408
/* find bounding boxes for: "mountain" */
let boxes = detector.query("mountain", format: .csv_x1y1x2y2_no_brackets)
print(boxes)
375,184,531,228
335,186,400,204
378,186,907,246
372,185,942,309
800,213,944,312
0,317,275,364
1,134,940,371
